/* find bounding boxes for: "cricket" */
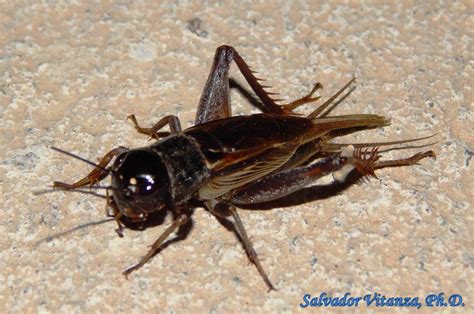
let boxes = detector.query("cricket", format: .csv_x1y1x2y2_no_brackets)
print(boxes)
51,45,435,291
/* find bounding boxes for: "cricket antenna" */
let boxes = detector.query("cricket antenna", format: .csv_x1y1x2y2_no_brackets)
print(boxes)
33,185,120,198
50,146,112,174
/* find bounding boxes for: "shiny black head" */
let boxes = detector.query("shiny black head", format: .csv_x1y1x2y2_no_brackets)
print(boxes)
111,149,171,220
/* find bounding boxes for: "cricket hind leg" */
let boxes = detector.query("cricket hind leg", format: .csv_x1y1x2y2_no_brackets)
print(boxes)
195,46,233,124
229,70,325,116
227,154,350,205
239,168,364,210
208,202,276,291
231,47,355,117
195,45,286,124
196,46,358,124
354,147,436,178
230,148,435,207
229,78,276,115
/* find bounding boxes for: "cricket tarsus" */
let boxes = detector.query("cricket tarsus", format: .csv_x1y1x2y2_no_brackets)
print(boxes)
49,45,436,291
373,150,436,170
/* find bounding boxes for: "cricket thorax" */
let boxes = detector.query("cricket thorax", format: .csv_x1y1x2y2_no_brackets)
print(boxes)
147,134,210,203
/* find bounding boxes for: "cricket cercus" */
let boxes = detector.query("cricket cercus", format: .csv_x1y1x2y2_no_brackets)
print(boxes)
52,45,435,291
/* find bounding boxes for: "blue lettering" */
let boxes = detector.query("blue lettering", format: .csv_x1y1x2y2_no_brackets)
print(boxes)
315,292,326,306
406,297,422,309
300,294,310,308
339,292,348,306
425,293,447,306
300,293,426,308
310,296,320,307
322,293,331,307
448,294,463,307
402,297,411,306
425,294,437,306
353,297,362,306
364,293,377,306
437,293,446,306
386,297,395,306
413,298,422,309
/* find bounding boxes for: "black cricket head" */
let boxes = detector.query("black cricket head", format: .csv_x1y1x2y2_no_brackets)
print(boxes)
111,149,172,221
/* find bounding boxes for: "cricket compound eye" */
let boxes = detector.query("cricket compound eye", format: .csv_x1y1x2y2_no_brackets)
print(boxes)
111,149,171,216
126,174,157,196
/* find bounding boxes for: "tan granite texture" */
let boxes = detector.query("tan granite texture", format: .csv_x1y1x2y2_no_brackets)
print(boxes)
1,1,472,313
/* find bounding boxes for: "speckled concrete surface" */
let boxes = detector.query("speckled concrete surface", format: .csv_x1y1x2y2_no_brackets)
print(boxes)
1,1,472,313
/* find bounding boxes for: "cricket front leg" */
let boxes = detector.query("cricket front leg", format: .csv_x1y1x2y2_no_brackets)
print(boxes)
53,146,128,190
123,213,191,277
105,194,126,237
209,202,276,291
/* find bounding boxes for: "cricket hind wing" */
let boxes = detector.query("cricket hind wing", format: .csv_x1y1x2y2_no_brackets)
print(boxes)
300,114,391,145
319,134,438,154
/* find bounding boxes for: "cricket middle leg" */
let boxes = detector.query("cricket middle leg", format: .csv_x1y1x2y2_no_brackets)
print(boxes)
209,202,276,291
127,114,182,140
